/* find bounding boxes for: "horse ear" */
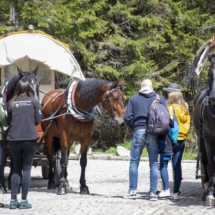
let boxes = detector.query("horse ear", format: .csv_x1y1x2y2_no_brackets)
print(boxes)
17,66,25,78
118,81,125,87
32,65,39,76
110,80,119,89
208,54,213,62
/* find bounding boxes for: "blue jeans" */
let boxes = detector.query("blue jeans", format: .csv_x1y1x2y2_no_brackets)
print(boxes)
129,129,158,193
159,140,185,192
172,140,185,193
160,158,169,190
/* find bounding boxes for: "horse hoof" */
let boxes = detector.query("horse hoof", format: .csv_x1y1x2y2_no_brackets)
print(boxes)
205,196,215,206
48,183,56,190
57,186,67,195
202,191,207,201
0,186,7,194
80,186,89,194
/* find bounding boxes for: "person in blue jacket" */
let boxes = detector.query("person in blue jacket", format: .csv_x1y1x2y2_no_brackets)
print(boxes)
123,79,166,201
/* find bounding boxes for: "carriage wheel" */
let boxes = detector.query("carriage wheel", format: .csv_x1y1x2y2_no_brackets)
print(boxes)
41,166,49,179
54,150,61,187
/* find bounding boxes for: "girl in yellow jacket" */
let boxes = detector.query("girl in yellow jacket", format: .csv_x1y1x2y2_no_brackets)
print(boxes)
158,83,190,200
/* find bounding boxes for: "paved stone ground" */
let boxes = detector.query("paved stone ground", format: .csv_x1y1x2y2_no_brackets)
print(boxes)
0,159,214,215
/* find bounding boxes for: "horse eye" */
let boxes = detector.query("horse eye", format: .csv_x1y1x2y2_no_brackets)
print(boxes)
113,97,118,101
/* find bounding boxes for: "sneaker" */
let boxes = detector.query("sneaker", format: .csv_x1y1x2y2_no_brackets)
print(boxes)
9,199,20,209
150,192,158,201
123,189,137,199
158,189,171,198
19,200,32,209
171,192,178,200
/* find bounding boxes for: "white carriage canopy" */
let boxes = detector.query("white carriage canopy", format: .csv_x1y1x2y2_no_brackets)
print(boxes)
194,33,215,76
0,30,85,80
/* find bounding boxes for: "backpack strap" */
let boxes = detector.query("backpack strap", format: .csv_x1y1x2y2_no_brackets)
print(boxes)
155,94,161,102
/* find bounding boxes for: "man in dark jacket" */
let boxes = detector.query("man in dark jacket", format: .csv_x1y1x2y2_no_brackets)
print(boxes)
123,79,166,201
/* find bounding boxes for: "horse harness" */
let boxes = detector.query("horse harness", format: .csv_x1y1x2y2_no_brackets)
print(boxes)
199,88,215,138
201,88,215,119
39,79,120,144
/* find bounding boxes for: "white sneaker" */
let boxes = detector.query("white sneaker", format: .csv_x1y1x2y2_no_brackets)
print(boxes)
150,192,158,201
158,189,171,198
123,189,137,199
171,192,178,200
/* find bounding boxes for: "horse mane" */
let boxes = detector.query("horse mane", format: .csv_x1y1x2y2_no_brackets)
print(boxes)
76,79,109,101
6,71,36,101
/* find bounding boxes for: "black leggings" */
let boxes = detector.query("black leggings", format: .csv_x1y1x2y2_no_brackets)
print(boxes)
0,140,5,186
9,140,37,200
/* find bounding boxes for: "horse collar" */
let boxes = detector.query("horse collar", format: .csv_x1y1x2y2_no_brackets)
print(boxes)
67,80,96,122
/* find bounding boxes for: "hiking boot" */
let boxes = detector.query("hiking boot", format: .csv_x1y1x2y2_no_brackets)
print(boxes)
158,189,171,198
171,192,179,200
19,200,32,209
150,192,158,201
123,189,137,199
9,199,20,209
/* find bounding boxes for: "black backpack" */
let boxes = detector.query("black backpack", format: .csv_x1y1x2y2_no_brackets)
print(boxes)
147,94,169,135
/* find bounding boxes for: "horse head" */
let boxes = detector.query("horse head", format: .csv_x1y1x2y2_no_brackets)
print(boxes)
208,54,215,105
101,80,125,124
6,66,40,102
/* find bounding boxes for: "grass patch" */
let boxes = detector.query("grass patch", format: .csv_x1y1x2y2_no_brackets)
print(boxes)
93,139,148,157
182,151,196,160
93,139,197,160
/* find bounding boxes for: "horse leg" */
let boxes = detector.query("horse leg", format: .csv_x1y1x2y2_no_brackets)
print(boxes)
8,155,12,190
45,134,56,189
79,134,91,194
65,143,73,190
199,135,209,201
204,138,215,206
57,131,69,195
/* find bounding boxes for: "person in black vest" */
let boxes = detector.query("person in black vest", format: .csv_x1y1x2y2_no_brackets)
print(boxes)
123,79,166,201
0,100,8,208
6,77,43,209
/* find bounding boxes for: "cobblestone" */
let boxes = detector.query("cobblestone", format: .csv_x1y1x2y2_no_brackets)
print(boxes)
0,159,213,215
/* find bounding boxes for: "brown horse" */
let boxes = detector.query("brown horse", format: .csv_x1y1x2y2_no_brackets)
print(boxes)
41,79,125,195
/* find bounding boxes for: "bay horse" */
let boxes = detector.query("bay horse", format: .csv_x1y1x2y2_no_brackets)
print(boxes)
193,55,215,206
1,66,39,193
41,79,125,195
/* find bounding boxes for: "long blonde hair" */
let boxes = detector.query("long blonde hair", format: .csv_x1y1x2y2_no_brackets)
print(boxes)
168,91,189,114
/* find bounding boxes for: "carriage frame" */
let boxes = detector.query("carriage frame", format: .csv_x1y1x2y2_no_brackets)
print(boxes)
0,28,85,182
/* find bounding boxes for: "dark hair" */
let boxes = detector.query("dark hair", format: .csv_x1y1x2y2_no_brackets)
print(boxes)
13,77,34,99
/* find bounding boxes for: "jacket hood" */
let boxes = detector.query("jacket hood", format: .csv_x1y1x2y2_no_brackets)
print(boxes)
139,88,156,98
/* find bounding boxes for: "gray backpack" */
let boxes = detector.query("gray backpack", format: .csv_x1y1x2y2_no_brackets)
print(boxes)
147,95,169,135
